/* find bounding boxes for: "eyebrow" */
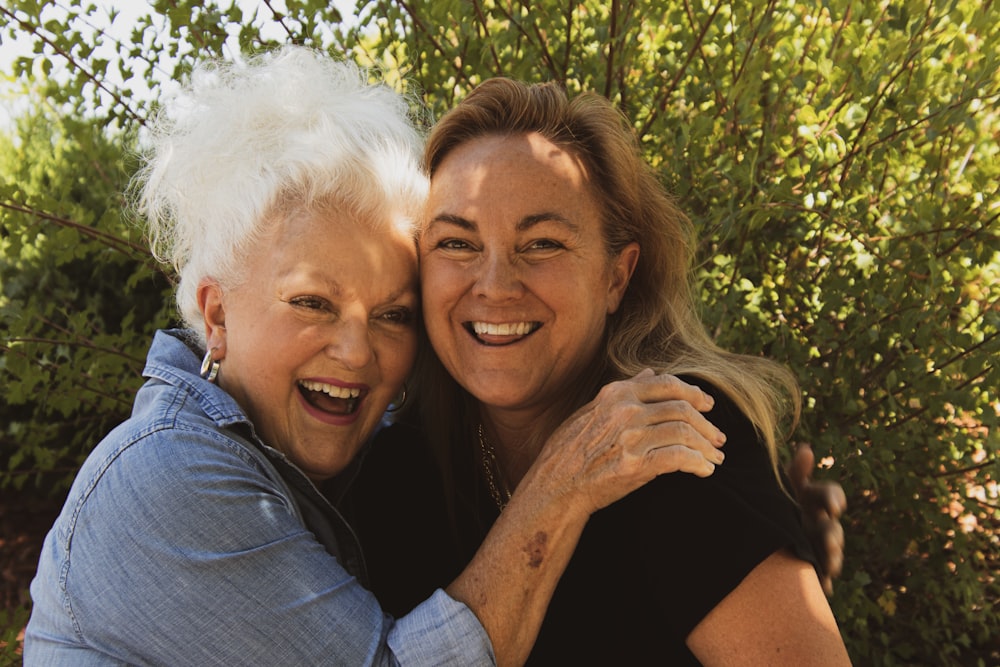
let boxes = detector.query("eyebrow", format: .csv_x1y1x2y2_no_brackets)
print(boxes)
518,212,579,234
427,212,580,233
298,273,416,305
384,282,420,304
427,213,475,231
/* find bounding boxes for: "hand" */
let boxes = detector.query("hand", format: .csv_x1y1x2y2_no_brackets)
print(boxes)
525,369,727,516
787,444,847,596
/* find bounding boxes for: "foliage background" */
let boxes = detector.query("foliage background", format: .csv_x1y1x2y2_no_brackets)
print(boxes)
1,0,997,664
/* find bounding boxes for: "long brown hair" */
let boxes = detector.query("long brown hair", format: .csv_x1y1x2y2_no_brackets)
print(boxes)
417,78,799,505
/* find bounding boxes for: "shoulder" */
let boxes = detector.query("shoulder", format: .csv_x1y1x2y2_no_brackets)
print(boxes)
586,375,817,637
615,374,799,533
56,386,295,563
85,379,278,492
676,375,756,442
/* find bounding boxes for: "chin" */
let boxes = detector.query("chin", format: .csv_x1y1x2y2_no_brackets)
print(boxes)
467,386,534,408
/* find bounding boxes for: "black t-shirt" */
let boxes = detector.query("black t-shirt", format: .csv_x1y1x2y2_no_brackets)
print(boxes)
343,378,818,665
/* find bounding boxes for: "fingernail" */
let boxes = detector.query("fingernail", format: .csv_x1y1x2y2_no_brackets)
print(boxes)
714,449,725,464
715,429,726,445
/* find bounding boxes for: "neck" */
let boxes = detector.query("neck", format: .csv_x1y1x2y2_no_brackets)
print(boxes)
475,354,610,493
479,409,553,490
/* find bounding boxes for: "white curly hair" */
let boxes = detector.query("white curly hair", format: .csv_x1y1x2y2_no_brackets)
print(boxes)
132,46,428,343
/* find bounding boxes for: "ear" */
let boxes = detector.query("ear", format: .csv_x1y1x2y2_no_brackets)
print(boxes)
197,278,228,359
606,242,640,315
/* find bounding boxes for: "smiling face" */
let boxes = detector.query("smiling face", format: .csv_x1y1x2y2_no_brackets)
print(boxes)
200,209,418,481
420,132,638,419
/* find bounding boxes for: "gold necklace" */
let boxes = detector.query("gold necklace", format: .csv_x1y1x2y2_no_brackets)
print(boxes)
477,423,511,512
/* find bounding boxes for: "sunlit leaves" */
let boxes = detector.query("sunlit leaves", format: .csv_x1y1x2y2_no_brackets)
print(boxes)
1,0,997,662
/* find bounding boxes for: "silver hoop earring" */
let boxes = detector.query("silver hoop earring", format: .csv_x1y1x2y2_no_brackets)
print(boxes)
200,348,220,383
386,383,407,412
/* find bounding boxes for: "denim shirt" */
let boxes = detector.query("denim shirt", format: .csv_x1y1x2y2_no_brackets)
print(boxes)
25,330,494,666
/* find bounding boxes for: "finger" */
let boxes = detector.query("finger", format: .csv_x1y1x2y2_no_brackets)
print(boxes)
815,515,844,584
804,482,848,519
826,482,848,517
826,518,846,557
644,419,726,464
787,443,815,497
641,399,727,448
626,371,716,412
646,444,719,479
820,551,844,596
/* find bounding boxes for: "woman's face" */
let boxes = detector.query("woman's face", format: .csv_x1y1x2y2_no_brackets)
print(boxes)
420,132,637,416
202,210,418,480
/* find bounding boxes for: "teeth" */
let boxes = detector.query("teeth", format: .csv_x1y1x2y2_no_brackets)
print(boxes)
473,322,535,336
300,380,361,399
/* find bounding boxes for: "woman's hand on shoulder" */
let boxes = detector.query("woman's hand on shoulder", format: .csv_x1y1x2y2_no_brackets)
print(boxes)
527,369,727,516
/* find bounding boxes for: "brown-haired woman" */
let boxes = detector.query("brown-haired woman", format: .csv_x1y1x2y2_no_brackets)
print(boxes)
348,78,851,665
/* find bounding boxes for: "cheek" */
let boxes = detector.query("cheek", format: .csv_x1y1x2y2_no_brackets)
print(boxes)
540,269,610,333
419,262,457,318
381,332,418,382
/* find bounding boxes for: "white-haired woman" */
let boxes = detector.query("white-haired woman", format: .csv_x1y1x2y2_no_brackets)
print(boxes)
24,48,727,666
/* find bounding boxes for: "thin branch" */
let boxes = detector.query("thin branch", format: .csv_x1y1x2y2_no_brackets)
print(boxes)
472,0,505,75
262,0,297,40
3,337,146,366
603,0,619,99
931,458,999,479
638,0,722,140
396,0,471,87
519,1,560,78
0,5,144,126
558,0,574,79
0,200,164,274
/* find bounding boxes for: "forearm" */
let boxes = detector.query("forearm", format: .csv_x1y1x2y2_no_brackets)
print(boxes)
445,372,727,665
445,485,588,667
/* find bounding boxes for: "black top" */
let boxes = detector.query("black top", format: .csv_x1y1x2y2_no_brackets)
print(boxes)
342,378,818,665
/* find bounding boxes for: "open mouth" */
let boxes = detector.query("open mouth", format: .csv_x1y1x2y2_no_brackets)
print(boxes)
464,321,541,346
298,380,364,416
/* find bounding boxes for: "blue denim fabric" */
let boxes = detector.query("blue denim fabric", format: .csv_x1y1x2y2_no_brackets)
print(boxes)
25,330,494,666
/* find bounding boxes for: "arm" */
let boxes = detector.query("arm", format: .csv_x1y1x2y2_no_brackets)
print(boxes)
447,370,728,667
55,428,490,667
659,378,850,665
687,549,852,666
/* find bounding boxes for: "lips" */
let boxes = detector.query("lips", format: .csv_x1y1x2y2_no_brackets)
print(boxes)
298,380,364,416
465,320,541,345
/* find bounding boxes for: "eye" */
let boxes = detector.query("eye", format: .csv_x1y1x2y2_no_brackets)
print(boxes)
378,306,417,326
289,296,330,311
525,238,565,252
437,238,476,251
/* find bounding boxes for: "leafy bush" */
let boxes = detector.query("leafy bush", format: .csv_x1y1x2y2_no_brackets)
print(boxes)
0,96,172,492
2,1,997,663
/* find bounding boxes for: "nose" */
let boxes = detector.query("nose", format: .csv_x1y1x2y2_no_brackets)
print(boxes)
474,251,524,301
325,315,375,370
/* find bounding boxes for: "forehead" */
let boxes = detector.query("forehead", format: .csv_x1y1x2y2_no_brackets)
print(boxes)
249,208,417,287
427,133,599,225
435,132,589,185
